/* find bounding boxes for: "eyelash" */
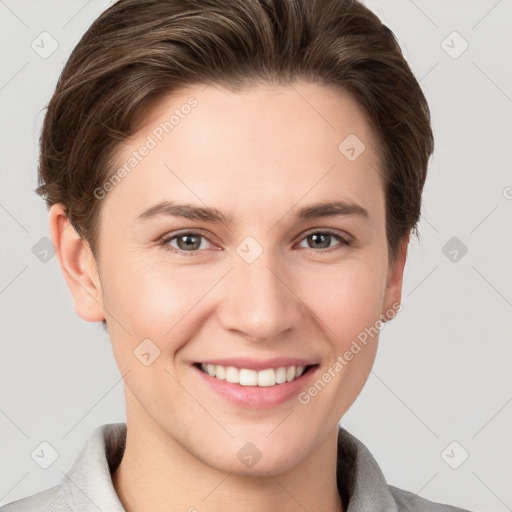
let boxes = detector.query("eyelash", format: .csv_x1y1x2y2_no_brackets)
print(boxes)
157,228,352,256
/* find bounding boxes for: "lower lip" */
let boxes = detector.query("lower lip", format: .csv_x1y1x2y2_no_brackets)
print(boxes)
192,364,319,409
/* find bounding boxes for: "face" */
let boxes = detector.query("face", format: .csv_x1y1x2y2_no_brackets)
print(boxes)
55,81,406,475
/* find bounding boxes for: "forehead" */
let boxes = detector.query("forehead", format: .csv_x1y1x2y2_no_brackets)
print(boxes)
103,81,384,224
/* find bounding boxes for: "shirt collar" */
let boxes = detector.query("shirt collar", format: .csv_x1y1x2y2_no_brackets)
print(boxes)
336,425,399,511
60,423,126,512
60,422,398,511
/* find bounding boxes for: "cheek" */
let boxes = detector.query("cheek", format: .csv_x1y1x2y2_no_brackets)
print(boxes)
290,259,386,418
304,259,387,348
102,255,217,349
102,246,387,366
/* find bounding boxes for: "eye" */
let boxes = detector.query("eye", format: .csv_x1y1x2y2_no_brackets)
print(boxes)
296,229,351,252
158,230,214,255
158,228,352,256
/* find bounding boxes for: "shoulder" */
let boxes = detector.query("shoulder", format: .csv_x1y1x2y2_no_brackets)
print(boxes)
0,485,70,512
389,485,473,512
0,422,126,512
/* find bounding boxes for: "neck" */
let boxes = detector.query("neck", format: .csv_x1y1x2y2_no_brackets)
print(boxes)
112,405,344,512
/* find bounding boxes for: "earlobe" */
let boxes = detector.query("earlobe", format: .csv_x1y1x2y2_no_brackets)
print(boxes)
48,203,105,323
381,234,409,322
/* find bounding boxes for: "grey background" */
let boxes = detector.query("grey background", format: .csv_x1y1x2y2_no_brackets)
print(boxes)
1,1,511,510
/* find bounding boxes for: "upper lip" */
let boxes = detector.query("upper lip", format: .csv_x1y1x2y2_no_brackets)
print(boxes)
194,357,318,371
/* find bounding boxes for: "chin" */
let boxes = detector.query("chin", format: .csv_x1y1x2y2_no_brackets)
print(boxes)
213,449,302,477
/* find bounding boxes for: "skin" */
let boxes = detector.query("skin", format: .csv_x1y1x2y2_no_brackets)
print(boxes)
49,81,407,512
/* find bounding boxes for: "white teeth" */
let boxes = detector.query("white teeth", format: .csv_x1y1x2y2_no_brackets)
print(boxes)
275,367,287,384
239,369,257,386
257,368,276,387
286,366,296,382
225,366,239,383
199,363,310,386
215,365,226,380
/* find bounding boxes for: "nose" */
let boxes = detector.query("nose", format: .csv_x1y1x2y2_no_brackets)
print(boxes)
217,249,303,342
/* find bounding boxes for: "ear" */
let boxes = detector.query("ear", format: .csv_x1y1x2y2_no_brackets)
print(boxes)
380,233,409,322
48,203,105,323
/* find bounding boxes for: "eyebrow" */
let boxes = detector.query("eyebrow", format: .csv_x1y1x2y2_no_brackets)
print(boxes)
135,199,369,225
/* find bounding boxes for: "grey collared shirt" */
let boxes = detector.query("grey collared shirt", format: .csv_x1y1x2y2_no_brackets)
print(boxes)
0,423,472,512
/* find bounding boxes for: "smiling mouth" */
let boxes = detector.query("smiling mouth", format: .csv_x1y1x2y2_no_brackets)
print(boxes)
194,363,317,387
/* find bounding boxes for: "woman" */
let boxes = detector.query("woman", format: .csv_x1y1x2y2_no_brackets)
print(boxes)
1,0,473,510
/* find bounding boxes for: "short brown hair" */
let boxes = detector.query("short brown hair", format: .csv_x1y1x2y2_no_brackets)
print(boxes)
37,0,434,266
